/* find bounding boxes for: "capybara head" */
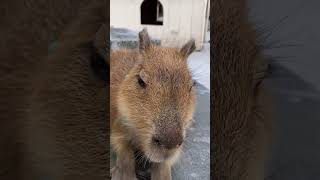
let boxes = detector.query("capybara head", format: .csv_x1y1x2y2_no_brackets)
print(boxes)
117,29,196,163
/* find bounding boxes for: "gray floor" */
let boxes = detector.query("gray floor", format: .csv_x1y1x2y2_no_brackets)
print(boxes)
265,65,320,180
249,1,320,179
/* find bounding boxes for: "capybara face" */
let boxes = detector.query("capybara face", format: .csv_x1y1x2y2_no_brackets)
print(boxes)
117,29,196,162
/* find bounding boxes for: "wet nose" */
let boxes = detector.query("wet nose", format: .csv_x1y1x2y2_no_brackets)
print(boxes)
152,131,183,149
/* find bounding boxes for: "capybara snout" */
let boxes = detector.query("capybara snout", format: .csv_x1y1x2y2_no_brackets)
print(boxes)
153,119,183,149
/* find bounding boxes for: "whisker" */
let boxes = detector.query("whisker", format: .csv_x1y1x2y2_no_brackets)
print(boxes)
257,15,290,42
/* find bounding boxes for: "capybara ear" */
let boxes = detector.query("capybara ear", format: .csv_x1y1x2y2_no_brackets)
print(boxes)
91,24,108,82
180,39,196,58
139,28,151,52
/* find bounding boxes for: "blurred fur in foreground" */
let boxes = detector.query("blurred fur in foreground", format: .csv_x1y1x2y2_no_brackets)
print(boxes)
211,0,273,179
0,1,109,179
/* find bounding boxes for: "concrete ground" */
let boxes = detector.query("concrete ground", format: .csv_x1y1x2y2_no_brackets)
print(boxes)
111,28,210,180
249,0,320,179
188,38,210,91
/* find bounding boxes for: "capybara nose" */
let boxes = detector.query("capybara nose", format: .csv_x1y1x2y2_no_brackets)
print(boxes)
152,133,183,149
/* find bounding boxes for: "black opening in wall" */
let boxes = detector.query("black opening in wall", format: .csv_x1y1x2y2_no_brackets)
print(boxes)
141,0,163,25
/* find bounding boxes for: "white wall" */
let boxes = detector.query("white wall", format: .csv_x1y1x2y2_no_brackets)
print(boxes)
110,0,209,50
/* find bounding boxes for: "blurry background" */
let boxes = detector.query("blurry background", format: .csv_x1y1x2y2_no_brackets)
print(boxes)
110,0,210,50
249,0,320,179
110,0,210,179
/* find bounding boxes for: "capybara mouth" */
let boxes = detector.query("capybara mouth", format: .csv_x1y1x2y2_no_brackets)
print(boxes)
143,143,181,163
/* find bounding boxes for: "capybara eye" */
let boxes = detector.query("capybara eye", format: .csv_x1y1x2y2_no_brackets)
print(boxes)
137,76,146,88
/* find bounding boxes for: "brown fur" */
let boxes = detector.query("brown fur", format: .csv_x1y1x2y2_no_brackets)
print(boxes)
0,0,109,179
211,0,273,180
110,30,196,179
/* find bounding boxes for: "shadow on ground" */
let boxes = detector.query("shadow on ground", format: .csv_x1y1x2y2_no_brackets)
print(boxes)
265,63,320,180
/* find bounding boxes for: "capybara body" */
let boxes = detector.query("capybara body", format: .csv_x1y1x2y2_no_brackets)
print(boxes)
212,0,273,180
110,29,196,180
0,0,108,179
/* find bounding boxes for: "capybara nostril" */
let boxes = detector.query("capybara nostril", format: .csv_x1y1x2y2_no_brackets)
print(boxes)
153,133,183,149
152,137,162,146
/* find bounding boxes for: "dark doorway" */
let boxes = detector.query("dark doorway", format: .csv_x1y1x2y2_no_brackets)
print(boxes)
141,0,163,25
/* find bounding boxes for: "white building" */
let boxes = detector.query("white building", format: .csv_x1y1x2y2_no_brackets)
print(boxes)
110,0,210,50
